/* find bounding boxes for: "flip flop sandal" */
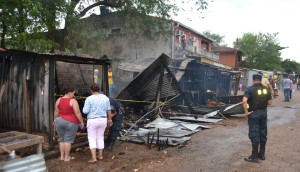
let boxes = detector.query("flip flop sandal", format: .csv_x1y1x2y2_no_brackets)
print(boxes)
88,159,97,164
97,157,103,160
64,156,75,162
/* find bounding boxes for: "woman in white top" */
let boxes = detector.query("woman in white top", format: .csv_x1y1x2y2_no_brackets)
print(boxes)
83,83,113,163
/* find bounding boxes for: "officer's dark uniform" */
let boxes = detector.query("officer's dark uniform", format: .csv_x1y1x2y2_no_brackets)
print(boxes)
243,74,272,162
107,98,124,149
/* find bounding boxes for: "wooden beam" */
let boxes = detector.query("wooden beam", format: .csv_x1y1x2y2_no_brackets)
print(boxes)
0,135,28,143
37,144,43,154
48,58,56,150
153,64,165,117
0,131,26,139
102,64,109,96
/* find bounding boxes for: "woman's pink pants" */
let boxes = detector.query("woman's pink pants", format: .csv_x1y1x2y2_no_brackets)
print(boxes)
87,118,107,149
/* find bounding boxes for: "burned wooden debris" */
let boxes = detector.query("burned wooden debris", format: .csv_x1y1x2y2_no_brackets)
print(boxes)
115,54,245,148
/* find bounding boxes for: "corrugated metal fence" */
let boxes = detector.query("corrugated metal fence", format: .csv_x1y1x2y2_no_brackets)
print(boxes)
0,51,52,133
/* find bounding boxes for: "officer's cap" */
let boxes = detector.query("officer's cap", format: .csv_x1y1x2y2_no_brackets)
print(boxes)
253,74,262,81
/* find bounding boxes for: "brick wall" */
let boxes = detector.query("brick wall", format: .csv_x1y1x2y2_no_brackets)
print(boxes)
56,62,103,95
219,52,236,68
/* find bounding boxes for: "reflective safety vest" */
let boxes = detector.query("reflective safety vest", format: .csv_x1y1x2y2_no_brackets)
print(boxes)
108,71,113,85
248,85,269,111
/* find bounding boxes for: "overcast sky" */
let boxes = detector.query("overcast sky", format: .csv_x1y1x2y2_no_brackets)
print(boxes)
174,0,299,63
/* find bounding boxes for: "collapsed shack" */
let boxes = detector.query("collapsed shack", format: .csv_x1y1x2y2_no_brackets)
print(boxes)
117,53,193,117
0,49,110,152
116,54,241,148
171,57,244,117
117,54,243,117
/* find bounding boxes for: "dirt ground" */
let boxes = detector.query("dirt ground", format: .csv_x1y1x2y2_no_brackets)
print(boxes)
46,87,300,172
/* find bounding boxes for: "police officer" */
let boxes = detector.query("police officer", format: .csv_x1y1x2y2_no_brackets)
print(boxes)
242,74,272,163
106,98,124,150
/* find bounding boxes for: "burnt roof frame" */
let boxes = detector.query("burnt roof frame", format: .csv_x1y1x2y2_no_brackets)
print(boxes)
2,49,111,65
117,53,193,113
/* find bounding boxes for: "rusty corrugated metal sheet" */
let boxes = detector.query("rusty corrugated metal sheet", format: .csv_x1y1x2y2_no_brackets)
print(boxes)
0,154,47,172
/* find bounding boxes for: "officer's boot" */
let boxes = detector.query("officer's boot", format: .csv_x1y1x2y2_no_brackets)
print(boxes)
106,141,115,150
258,142,266,160
244,143,259,163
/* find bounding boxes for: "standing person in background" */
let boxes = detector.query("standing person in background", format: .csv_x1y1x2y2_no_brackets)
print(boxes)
83,83,113,163
261,73,274,98
106,98,125,150
54,87,84,162
242,74,272,163
297,76,300,89
290,83,293,100
283,75,293,102
273,75,279,97
108,67,115,98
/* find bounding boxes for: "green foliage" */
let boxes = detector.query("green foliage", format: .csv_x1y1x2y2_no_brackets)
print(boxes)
281,59,300,74
202,30,227,47
1,0,209,52
0,0,68,51
234,32,282,71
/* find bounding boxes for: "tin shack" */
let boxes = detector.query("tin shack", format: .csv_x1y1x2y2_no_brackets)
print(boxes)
0,49,110,148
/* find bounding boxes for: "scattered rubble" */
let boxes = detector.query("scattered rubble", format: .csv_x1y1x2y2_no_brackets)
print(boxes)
115,54,244,149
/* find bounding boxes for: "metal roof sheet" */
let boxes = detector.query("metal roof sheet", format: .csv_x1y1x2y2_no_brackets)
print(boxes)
0,154,47,172
0,49,111,65
116,54,190,108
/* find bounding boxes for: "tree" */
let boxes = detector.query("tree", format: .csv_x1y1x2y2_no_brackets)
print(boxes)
281,59,300,74
234,32,282,71
202,30,227,47
0,0,210,52
0,0,69,50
